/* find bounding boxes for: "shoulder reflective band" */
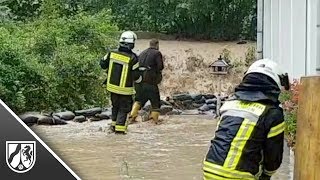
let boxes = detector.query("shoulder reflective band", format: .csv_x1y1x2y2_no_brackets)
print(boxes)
267,122,285,138
203,160,255,179
220,100,266,116
223,119,256,169
110,52,130,64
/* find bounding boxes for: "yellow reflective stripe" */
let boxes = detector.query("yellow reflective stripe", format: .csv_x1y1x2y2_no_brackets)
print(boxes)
120,65,129,87
220,100,266,116
132,62,139,70
111,121,116,126
224,119,256,169
106,84,135,95
115,125,127,132
203,161,255,179
267,122,285,138
263,169,277,176
107,60,114,85
110,52,130,64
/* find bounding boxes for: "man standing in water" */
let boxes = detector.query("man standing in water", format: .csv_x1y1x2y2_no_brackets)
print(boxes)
100,31,141,134
203,59,290,180
128,39,164,124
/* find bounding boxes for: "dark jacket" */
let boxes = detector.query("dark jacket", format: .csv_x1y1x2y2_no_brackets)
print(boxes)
204,73,284,180
99,46,140,95
138,47,164,85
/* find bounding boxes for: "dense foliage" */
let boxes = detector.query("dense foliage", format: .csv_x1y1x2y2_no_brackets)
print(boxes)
0,3,118,113
108,0,256,40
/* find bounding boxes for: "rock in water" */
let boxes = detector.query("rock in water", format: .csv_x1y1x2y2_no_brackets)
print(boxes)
19,112,40,125
89,117,102,122
194,96,206,104
166,109,182,115
205,98,217,104
172,93,193,101
192,103,203,108
95,111,111,120
74,107,102,117
52,116,68,125
198,104,210,112
53,111,75,121
160,100,172,106
190,94,203,101
160,105,173,115
208,104,216,110
204,94,216,99
73,116,87,123
37,116,55,125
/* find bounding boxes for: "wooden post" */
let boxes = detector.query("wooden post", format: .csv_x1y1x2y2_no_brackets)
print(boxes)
294,76,320,180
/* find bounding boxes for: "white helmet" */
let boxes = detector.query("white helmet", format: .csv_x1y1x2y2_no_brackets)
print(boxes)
119,31,137,44
245,58,290,90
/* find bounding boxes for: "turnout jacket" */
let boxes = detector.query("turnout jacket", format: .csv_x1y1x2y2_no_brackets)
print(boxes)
204,73,285,180
100,47,140,95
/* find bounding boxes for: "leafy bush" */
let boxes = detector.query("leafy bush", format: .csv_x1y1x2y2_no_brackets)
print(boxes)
280,80,300,148
0,9,118,113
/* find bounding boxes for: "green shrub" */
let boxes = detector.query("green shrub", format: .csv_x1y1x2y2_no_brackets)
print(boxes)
0,9,118,113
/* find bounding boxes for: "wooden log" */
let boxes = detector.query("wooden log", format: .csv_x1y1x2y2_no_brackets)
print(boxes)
294,76,320,180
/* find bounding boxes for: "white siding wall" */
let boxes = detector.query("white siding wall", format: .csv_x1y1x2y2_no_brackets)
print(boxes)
262,0,319,80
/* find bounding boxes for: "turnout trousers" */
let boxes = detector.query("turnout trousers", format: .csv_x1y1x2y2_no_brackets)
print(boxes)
110,93,133,133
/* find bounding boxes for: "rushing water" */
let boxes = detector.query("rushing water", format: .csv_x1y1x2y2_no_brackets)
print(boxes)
31,115,293,180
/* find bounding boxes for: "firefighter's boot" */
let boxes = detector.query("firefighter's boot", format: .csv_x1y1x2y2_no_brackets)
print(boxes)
128,102,141,124
149,111,160,124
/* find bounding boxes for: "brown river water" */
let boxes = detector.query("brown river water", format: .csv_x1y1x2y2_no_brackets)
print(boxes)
31,115,293,180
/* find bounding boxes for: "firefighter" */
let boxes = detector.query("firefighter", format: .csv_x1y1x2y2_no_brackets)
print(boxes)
99,31,141,134
128,39,164,124
203,59,290,180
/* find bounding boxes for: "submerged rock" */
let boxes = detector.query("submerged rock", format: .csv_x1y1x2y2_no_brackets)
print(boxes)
75,107,102,117
73,116,87,123
53,111,75,121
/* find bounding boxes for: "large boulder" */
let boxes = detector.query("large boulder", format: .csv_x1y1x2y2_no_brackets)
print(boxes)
75,107,102,117
208,104,217,110
53,111,75,121
172,93,193,101
192,103,203,109
190,94,203,101
95,111,111,120
198,104,210,112
194,96,206,104
19,112,40,126
204,94,216,99
205,98,217,105
38,115,67,125
182,99,193,106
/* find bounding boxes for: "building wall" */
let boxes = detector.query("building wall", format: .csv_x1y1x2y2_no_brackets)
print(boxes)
261,0,320,80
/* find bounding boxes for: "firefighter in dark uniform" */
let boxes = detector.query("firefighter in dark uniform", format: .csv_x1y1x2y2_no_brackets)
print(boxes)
100,31,141,134
128,39,164,124
203,59,290,180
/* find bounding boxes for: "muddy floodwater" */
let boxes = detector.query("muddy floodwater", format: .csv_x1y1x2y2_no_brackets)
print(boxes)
31,115,293,180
